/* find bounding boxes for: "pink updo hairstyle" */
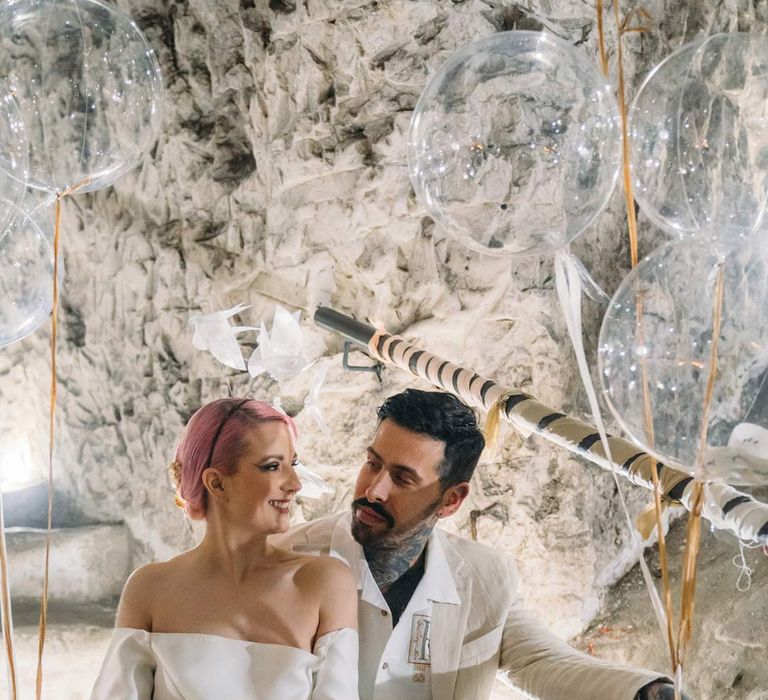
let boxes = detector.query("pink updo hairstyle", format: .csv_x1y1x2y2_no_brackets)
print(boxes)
169,398,298,519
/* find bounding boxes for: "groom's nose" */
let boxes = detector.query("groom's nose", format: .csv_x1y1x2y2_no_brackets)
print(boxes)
365,469,392,503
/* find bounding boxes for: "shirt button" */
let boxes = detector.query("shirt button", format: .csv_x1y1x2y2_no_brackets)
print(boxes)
381,610,388,616
382,662,389,670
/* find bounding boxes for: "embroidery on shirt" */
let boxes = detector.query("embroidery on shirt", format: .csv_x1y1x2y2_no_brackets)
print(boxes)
408,613,431,667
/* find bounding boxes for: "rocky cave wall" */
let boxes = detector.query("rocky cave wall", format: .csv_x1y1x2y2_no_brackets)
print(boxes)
1,0,766,646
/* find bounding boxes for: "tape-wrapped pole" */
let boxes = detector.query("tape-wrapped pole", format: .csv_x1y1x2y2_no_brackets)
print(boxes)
314,306,768,545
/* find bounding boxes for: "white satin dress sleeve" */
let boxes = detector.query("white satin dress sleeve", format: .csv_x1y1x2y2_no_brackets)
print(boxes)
89,628,155,700
311,628,359,700
89,627,358,700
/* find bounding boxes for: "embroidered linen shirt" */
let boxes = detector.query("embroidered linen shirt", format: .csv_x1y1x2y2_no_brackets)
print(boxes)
328,514,461,700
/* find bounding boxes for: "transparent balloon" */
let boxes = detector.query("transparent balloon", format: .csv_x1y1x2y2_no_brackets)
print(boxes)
0,86,29,241
599,239,768,484
13,187,58,244
0,199,59,348
0,0,164,195
408,30,620,256
631,33,768,247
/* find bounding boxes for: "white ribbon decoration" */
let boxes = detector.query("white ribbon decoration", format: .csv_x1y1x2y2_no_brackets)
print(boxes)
554,249,672,662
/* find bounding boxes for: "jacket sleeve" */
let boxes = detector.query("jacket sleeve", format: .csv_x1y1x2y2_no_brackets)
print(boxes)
497,557,667,700
89,628,155,700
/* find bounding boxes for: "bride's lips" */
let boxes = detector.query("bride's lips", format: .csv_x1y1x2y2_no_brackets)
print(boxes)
268,499,291,514
356,505,388,526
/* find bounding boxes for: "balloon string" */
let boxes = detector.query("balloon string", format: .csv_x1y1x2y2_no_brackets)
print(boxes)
554,251,671,653
596,0,609,76
613,0,640,269
649,462,677,663
602,0,677,676
36,195,64,700
0,470,17,700
35,179,86,699
636,291,678,671
675,262,726,688
733,540,754,592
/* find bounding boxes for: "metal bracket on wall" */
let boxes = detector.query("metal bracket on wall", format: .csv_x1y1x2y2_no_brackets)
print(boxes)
342,341,384,383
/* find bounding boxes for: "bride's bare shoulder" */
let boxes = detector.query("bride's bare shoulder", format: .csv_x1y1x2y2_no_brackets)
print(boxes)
294,555,355,596
293,556,357,634
115,556,191,630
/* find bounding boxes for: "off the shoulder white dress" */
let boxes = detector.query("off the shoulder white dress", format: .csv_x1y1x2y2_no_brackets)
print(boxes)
89,628,359,700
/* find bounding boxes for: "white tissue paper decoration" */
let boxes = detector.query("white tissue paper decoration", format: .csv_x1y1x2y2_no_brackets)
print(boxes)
188,303,257,371
702,423,768,484
303,365,332,438
248,305,310,382
189,304,333,498
295,462,335,499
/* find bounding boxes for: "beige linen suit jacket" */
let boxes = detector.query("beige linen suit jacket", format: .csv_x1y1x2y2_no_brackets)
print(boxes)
273,512,663,700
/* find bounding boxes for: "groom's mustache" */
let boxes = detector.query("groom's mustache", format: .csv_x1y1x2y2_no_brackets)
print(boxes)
352,498,395,528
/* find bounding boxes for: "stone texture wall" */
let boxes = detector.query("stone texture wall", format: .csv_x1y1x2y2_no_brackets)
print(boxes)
1,0,766,653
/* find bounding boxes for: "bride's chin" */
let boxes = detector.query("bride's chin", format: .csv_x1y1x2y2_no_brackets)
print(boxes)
260,514,292,535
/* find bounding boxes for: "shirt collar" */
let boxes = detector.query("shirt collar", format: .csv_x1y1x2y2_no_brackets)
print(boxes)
329,511,366,589
330,512,389,608
329,513,461,606
421,527,461,605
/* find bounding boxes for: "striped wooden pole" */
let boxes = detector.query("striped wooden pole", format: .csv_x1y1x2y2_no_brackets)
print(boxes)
315,306,768,545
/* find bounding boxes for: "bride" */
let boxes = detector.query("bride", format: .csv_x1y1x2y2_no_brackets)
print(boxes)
90,398,358,700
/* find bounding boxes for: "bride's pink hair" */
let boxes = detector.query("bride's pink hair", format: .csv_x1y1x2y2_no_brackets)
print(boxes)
170,398,297,519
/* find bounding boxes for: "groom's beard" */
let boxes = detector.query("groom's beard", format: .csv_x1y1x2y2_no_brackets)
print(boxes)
351,495,442,547
351,495,442,590
350,497,395,544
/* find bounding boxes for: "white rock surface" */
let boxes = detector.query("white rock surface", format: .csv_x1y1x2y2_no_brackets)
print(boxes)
0,1,766,698
7,525,131,603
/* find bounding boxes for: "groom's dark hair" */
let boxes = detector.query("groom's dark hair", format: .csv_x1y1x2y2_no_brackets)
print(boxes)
376,389,485,489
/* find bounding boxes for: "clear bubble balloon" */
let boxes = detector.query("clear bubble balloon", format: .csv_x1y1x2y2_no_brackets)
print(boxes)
599,239,768,485
0,200,59,348
631,33,768,247
0,86,29,241
408,30,620,256
0,0,164,195
13,187,58,244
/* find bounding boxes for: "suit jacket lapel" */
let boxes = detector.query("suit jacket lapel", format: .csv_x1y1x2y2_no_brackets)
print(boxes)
429,552,471,700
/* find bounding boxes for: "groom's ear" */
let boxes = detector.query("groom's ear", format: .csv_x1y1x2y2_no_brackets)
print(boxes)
438,482,470,518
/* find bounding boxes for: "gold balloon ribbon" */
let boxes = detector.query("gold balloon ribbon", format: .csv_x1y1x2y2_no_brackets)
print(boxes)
0,489,17,699
36,177,90,700
596,0,609,77
634,487,682,540
675,263,725,683
614,3,653,269
482,391,520,460
637,290,677,670
634,460,694,540
597,0,677,675
636,498,664,541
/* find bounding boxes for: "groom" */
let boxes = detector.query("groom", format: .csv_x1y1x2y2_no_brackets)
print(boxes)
275,389,685,700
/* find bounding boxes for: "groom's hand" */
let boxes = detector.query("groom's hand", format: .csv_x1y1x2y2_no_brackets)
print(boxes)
636,681,691,700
